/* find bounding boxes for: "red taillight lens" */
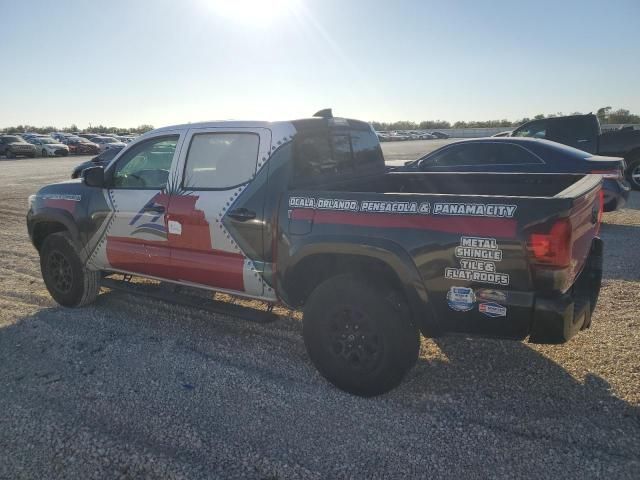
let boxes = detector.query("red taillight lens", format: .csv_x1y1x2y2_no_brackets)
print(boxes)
527,218,573,267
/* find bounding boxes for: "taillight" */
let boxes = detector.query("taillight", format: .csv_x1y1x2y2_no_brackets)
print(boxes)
527,218,573,268
590,169,622,179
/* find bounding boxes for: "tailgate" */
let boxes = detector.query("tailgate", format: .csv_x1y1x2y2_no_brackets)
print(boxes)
526,174,603,293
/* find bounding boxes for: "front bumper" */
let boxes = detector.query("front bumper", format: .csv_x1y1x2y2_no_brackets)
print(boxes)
529,238,603,344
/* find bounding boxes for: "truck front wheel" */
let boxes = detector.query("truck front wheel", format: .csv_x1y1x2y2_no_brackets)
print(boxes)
40,232,100,308
303,274,419,396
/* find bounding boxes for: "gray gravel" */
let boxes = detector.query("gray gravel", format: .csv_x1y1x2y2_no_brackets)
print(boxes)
0,154,639,479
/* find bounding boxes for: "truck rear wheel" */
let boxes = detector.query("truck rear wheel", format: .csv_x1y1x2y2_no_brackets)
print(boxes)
40,232,100,308
303,274,419,396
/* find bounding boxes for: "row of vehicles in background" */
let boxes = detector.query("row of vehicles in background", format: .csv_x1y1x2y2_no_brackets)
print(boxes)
376,130,450,142
0,132,138,158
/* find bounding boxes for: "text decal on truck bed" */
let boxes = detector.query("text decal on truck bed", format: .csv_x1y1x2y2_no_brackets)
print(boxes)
433,203,517,218
445,236,510,285
289,197,516,218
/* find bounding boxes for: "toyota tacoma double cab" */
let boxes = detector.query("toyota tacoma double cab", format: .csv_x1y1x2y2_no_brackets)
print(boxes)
27,110,604,396
512,113,640,190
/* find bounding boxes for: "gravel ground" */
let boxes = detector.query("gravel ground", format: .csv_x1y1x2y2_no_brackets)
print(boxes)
0,154,639,479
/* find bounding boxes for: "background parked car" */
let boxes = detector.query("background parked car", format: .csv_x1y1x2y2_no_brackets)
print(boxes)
0,135,36,158
64,137,100,155
430,131,450,139
388,137,629,211
27,136,69,157
511,113,640,190
71,144,124,178
92,136,126,152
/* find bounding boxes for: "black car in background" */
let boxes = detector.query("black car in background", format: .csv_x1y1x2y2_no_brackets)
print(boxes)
388,137,630,211
70,144,124,178
511,113,640,190
0,135,36,158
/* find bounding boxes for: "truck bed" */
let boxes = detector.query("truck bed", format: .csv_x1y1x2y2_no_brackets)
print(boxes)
320,172,596,198
284,172,602,341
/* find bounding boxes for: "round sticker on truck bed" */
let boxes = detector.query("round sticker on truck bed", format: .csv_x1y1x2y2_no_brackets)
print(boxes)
446,286,476,312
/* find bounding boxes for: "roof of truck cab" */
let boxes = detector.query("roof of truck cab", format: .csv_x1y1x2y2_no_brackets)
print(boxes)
150,120,291,133
147,117,372,136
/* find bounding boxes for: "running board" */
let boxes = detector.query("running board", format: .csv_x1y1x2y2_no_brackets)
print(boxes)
101,276,279,324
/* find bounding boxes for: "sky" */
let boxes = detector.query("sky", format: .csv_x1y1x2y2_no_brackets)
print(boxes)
1,0,639,129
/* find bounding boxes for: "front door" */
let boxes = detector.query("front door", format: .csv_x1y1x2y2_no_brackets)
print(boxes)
165,127,272,298
90,133,182,279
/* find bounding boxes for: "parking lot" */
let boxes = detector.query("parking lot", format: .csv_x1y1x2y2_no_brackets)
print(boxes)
1,147,639,479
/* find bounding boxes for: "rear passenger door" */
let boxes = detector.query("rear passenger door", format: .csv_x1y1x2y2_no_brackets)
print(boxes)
166,127,272,297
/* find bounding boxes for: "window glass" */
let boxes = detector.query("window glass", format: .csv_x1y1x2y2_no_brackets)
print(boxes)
513,121,548,139
112,136,178,189
331,134,353,171
426,143,541,167
350,130,384,169
294,132,334,180
499,144,543,164
183,132,259,189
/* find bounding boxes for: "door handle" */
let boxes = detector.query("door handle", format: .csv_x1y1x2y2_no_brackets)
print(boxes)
227,208,256,221
143,204,165,214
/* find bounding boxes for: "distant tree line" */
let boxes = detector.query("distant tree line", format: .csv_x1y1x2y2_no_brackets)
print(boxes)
3,107,639,134
0,124,155,134
370,107,640,131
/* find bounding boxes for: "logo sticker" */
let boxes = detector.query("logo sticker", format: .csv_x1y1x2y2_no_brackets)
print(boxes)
476,289,508,303
446,286,476,312
479,302,507,317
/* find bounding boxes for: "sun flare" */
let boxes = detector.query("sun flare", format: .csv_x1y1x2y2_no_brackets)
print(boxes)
204,0,298,27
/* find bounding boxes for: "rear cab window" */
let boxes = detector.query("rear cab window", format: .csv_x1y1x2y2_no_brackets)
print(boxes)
292,122,383,186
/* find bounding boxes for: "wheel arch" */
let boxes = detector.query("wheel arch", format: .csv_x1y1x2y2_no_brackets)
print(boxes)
280,236,438,333
29,209,81,252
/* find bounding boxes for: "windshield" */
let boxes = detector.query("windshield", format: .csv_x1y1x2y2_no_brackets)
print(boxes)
102,137,118,143
38,137,58,143
2,136,23,143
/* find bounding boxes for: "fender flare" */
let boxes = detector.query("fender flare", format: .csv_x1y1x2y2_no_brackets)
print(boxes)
28,208,82,250
284,234,440,334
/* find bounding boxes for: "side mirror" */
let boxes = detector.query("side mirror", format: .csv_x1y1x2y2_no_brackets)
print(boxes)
83,166,105,187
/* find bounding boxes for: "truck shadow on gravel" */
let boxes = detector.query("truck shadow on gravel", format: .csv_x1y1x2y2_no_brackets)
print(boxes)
1,302,639,477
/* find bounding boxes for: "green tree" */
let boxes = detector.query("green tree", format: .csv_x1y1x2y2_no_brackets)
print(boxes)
596,106,612,124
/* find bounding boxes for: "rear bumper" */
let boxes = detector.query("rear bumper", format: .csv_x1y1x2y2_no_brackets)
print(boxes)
529,238,603,344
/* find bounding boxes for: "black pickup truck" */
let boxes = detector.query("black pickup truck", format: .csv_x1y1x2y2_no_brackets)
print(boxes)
27,112,604,396
512,113,640,190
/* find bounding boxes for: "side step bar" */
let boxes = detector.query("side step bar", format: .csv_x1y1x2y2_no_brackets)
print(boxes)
101,276,279,324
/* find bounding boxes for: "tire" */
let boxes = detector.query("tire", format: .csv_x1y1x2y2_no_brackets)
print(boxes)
303,274,420,396
627,158,640,191
41,149,48,158
6,151,14,159
40,232,100,308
